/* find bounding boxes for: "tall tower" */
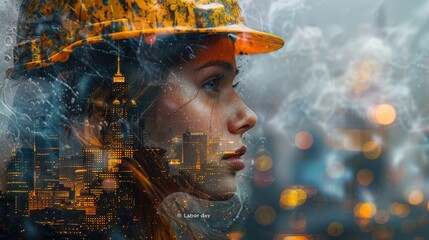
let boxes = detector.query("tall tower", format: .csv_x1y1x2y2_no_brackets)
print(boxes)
5,148,34,218
108,52,134,158
182,130,207,168
83,147,107,190
34,117,60,191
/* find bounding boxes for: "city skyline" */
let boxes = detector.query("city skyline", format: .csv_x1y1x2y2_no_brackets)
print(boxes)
0,54,229,238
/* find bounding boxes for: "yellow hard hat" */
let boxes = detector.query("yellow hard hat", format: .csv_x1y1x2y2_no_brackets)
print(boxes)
13,0,284,72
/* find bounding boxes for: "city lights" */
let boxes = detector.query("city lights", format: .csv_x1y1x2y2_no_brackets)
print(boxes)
3,1,429,239
1,55,243,238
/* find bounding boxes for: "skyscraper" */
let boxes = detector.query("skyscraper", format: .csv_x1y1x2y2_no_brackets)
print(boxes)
59,155,84,189
182,130,207,169
34,117,60,191
5,148,34,218
83,147,108,190
109,52,134,155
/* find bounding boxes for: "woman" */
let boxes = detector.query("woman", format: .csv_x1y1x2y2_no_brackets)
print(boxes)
4,0,283,239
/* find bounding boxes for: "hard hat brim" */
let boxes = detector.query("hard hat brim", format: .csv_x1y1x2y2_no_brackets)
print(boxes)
13,25,284,73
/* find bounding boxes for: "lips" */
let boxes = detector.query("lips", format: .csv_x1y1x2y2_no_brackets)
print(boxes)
221,146,247,171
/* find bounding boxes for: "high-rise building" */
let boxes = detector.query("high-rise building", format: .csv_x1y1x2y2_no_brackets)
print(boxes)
182,130,207,169
208,138,220,164
16,53,145,238
129,99,143,149
74,54,140,237
34,117,60,191
28,190,54,211
5,148,34,218
0,191,11,224
59,155,84,189
74,169,86,198
83,148,108,190
157,128,173,146
96,164,137,233
28,188,72,212
109,53,134,154
29,118,74,214
75,193,97,216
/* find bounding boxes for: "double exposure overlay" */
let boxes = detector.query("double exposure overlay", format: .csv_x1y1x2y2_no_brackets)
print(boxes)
2,0,429,240
0,0,284,239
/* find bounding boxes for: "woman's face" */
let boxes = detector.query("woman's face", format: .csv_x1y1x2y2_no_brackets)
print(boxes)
146,37,257,200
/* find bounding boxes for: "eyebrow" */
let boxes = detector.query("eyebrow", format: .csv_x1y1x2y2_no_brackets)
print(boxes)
195,61,238,75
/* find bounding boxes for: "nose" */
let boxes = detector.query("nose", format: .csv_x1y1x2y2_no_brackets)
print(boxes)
227,94,258,135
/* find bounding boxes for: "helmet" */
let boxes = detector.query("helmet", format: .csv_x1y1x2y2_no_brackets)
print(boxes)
12,0,284,72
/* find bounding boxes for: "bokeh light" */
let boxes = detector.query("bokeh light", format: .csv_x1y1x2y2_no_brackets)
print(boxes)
375,104,397,125
368,104,397,126
280,188,307,210
354,202,377,219
389,203,410,218
363,140,382,159
255,205,276,226
407,190,424,205
327,221,344,237
374,210,390,224
357,169,374,186
294,131,313,150
255,155,273,172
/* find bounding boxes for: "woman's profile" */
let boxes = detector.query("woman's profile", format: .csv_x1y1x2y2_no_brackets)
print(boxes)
2,0,284,239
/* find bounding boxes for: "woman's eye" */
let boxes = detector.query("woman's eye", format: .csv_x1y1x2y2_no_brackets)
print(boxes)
202,76,222,92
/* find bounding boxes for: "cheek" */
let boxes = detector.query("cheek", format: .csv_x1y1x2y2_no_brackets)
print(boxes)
156,92,224,136
160,78,197,110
